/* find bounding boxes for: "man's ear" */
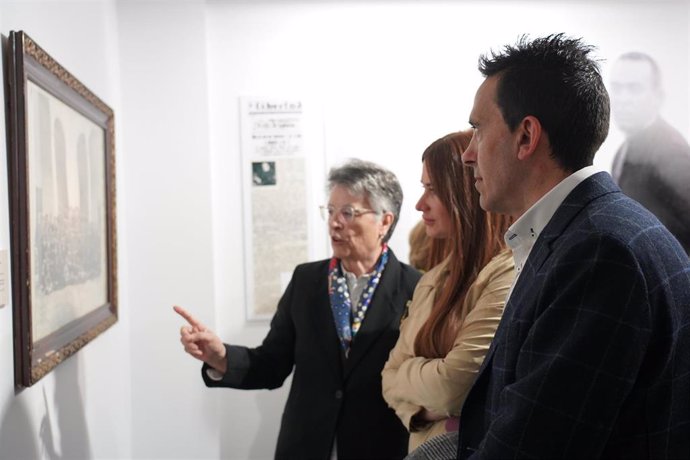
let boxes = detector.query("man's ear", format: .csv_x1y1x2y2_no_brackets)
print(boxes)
516,115,543,161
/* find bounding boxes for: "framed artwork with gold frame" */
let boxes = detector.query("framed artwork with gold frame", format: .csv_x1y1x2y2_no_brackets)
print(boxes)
5,31,117,387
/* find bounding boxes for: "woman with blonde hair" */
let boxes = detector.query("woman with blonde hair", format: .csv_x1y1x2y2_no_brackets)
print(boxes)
382,130,515,452
408,220,433,272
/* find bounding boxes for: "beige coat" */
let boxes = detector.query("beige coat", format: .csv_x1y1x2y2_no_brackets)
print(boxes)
381,249,515,451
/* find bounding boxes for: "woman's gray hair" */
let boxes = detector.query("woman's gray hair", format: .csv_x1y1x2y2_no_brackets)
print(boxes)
326,159,403,243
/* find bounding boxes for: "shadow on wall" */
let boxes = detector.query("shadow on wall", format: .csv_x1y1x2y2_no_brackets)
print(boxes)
0,393,39,460
0,355,92,460
43,355,93,459
248,389,285,459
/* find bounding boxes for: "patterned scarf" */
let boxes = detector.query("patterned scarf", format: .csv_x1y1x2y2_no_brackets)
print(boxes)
328,244,389,354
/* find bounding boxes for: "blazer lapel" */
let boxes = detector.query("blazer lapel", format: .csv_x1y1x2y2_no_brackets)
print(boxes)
474,172,621,372
309,265,346,380
343,254,402,380
526,172,620,274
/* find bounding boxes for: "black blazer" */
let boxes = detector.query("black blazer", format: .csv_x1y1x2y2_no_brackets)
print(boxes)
457,172,690,459
203,250,421,460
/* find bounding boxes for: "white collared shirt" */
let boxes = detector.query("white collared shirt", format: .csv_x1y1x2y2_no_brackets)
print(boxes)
505,165,602,299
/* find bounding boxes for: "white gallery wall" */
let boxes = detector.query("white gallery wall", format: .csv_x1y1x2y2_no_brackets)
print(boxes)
0,1,131,459
206,2,689,459
0,1,686,460
116,1,220,459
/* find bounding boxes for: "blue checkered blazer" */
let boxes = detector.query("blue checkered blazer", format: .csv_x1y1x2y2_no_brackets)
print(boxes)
457,172,690,459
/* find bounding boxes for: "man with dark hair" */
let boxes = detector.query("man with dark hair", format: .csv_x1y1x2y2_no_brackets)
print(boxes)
610,51,690,254
456,34,690,459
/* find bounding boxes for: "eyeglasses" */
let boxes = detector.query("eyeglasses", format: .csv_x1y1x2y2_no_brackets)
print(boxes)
319,205,378,223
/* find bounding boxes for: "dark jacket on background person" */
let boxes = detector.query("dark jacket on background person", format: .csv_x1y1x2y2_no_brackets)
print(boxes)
613,117,690,254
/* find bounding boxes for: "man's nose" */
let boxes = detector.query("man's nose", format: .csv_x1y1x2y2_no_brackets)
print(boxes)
462,136,478,165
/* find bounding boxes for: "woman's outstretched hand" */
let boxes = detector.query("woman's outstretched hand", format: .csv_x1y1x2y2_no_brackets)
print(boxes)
174,305,227,374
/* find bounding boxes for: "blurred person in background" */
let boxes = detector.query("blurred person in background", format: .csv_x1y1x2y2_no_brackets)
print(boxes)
610,51,690,254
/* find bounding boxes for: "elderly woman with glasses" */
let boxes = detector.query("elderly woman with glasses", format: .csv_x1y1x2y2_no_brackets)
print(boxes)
175,159,421,460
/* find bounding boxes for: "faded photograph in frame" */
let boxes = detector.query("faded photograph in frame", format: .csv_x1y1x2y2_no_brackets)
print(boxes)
5,31,117,387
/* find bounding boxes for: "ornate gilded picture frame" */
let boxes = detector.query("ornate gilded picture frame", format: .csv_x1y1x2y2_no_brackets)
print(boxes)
5,31,117,387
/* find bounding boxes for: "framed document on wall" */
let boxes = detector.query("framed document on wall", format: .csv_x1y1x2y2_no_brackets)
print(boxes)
239,98,310,320
5,31,117,387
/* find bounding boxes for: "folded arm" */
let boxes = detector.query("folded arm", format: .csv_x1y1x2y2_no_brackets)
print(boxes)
382,259,513,428
386,280,508,414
